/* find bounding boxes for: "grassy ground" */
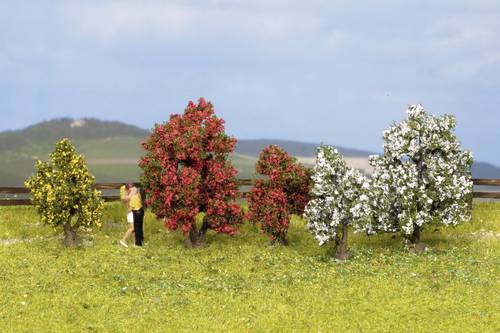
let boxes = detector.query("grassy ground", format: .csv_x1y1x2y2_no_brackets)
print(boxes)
0,203,499,332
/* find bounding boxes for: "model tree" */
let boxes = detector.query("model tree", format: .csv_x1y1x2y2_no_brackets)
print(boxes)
368,104,473,249
247,145,310,245
25,138,103,247
139,98,243,247
304,146,371,260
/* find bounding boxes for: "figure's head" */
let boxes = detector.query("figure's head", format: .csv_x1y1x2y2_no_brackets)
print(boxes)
125,183,134,190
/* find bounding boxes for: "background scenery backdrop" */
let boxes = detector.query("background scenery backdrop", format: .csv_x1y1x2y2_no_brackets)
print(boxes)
0,118,499,187
1,0,500,183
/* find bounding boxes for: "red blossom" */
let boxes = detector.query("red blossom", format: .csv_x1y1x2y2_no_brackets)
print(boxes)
139,98,243,238
247,145,311,243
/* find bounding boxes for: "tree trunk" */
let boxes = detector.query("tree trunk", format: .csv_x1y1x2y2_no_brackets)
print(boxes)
63,217,80,247
409,224,426,252
184,160,212,249
408,156,427,252
197,219,209,243
184,218,209,248
334,219,351,261
272,234,289,246
409,224,420,244
389,202,401,232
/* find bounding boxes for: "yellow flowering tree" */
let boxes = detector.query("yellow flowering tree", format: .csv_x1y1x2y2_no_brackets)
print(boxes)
25,138,103,246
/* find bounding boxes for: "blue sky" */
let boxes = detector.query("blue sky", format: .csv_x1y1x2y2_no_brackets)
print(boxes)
1,1,500,164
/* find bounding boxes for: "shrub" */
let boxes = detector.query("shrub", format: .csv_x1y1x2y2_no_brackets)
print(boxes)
247,145,310,245
139,98,243,247
367,105,473,249
304,146,371,260
25,138,103,246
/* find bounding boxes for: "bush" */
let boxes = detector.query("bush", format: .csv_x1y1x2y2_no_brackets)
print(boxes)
304,146,371,260
247,145,310,245
367,105,473,249
139,98,243,247
24,138,103,246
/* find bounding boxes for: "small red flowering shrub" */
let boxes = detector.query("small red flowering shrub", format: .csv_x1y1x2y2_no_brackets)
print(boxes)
247,145,310,245
139,98,243,247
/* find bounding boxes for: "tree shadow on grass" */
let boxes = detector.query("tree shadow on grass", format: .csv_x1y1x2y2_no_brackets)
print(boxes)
419,230,475,252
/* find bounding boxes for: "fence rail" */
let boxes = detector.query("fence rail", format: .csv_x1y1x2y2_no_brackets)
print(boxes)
473,179,500,199
0,179,255,206
0,178,499,206
0,187,30,194
472,179,500,186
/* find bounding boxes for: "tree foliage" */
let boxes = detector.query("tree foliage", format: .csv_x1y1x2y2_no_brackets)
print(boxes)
367,105,473,247
25,138,103,246
304,146,370,260
247,145,310,245
139,98,243,247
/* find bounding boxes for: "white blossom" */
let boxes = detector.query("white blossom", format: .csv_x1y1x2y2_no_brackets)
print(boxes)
304,146,371,245
366,104,473,238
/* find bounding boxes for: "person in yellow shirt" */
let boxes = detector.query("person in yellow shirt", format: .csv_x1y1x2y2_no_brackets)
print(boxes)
119,183,144,247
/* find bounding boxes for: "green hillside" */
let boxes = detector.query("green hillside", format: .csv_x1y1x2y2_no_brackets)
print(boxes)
0,118,148,152
0,118,260,186
0,135,257,186
1,118,499,186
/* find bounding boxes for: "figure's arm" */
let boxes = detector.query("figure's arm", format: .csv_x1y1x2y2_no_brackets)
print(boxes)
125,187,137,201
120,185,128,203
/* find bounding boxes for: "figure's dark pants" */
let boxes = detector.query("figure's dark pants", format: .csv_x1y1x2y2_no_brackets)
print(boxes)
133,208,144,246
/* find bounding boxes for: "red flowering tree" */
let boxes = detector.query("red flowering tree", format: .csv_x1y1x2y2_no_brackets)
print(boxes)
247,145,311,245
139,98,243,247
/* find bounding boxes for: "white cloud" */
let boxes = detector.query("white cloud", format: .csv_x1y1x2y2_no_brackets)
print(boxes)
65,0,322,43
443,52,500,80
66,1,198,41
324,31,346,52
421,16,500,80
0,53,15,73
431,26,497,52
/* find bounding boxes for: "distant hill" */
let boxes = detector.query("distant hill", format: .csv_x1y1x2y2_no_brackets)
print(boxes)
0,119,259,186
471,162,500,179
235,139,376,158
0,118,148,152
234,139,500,179
0,118,499,186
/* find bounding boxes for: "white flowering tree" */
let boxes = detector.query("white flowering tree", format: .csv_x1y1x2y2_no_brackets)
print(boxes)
368,105,473,249
304,146,371,260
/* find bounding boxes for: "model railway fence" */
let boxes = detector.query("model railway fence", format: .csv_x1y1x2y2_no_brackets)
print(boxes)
0,178,499,206
0,179,255,206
